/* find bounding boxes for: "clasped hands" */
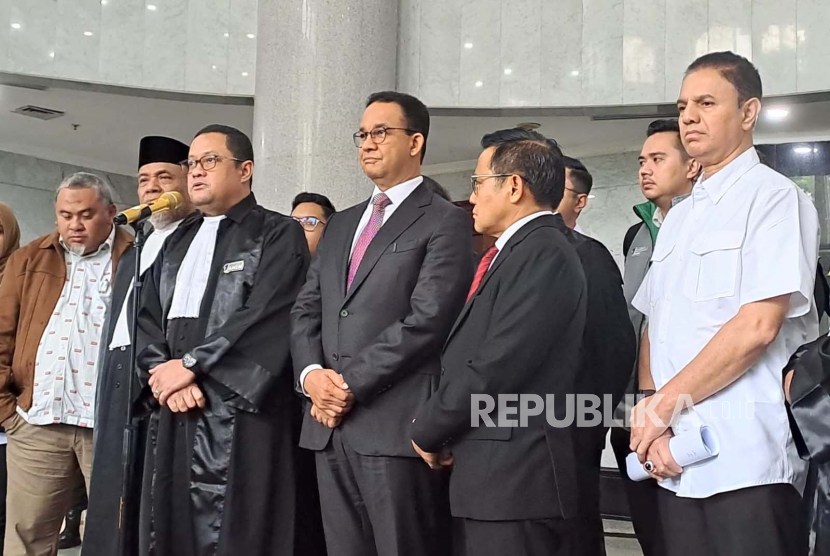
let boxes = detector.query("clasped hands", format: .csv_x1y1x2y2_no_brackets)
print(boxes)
629,394,682,481
305,369,355,429
148,359,206,413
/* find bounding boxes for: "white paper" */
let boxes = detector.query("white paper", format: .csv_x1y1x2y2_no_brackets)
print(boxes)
626,426,719,482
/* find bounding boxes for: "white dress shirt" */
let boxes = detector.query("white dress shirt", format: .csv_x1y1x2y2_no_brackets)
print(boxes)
300,176,424,394
22,229,116,428
110,220,182,349
490,211,554,268
632,147,820,498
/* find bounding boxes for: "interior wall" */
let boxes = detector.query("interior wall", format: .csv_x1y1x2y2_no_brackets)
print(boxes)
0,149,137,244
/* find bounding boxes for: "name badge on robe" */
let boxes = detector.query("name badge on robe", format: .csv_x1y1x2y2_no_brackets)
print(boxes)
223,261,244,274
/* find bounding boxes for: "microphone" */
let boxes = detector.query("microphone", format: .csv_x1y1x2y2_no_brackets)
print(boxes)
114,191,184,226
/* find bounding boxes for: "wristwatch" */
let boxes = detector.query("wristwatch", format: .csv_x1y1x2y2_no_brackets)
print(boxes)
182,352,198,371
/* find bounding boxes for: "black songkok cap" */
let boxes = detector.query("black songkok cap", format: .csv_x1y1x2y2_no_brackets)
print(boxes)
138,136,190,170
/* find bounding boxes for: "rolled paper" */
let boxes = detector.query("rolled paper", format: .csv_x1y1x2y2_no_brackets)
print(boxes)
625,426,720,482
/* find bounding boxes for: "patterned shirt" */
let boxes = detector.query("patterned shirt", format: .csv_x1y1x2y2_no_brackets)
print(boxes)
19,229,115,427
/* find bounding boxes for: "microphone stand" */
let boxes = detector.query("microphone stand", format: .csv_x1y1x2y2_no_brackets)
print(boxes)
117,221,146,556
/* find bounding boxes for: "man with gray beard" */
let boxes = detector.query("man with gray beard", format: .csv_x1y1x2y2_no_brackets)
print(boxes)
83,136,194,556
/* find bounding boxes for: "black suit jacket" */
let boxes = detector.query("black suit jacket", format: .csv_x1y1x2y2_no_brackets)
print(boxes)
551,215,635,413
291,179,474,457
411,214,587,521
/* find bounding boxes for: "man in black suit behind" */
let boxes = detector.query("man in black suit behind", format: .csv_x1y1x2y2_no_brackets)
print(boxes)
411,128,588,556
290,91,473,556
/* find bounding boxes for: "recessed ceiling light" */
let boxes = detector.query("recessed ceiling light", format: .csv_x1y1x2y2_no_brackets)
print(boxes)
247,33,255,39
475,80,483,88
49,51,55,58
766,107,789,120
147,4,157,10
224,32,229,38
11,23,21,29
570,70,580,77
794,146,812,155
83,31,94,36
242,71,249,77
211,65,217,70
587,194,596,199
101,0,108,4
464,42,473,49
504,68,513,75
814,147,819,153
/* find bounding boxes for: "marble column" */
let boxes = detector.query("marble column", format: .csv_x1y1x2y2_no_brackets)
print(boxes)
252,0,398,214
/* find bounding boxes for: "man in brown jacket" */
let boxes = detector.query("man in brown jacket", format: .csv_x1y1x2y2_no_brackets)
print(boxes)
0,172,132,556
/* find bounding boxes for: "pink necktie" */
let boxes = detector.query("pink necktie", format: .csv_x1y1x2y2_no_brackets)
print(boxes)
348,193,392,290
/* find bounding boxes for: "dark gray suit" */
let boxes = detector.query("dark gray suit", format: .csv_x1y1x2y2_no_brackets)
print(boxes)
291,179,473,556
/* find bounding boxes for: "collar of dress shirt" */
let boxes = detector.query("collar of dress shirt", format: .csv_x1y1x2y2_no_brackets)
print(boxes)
370,176,424,207
694,146,760,205
495,210,554,252
653,207,664,228
59,225,115,258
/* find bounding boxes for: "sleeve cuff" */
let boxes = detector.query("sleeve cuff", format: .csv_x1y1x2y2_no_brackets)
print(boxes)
299,364,323,397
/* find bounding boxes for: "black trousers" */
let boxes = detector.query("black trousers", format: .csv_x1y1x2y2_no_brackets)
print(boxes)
609,426,665,556
452,516,575,556
315,428,451,556
573,425,607,556
657,483,808,556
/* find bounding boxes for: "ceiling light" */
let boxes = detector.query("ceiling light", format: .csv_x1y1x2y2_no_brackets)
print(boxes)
814,147,819,153
241,71,249,77
101,0,107,4
211,65,217,70
794,146,812,155
570,70,580,77
247,33,255,39
587,194,596,199
504,68,513,75
224,32,229,38
11,23,20,29
464,42,473,49
475,80,483,88
49,51,55,58
766,107,789,120
83,31,94,36
147,4,157,10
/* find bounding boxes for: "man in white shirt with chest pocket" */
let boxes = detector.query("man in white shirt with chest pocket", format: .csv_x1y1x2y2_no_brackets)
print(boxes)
629,51,819,556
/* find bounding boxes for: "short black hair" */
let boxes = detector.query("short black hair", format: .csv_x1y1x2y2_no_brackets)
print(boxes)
686,51,762,105
423,178,452,201
194,124,255,185
366,91,430,162
562,156,593,195
646,119,689,158
480,128,565,209
292,192,336,219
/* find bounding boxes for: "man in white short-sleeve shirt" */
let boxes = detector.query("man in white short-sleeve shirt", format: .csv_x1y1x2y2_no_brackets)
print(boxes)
629,51,819,556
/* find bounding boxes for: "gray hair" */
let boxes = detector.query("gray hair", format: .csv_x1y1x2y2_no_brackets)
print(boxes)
55,172,116,206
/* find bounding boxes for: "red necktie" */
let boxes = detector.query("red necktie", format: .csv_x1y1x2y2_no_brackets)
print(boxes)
466,246,499,301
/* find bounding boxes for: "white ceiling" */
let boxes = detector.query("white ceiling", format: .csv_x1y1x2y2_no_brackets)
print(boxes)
0,83,254,176
2,81,830,178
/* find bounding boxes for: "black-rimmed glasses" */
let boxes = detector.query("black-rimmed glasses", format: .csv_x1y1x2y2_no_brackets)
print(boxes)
180,154,245,173
353,127,418,148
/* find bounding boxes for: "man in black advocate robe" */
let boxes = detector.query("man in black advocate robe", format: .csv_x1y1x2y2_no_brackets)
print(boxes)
290,91,473,556
411,128,587,556
135,125,309,556
83,136,192,556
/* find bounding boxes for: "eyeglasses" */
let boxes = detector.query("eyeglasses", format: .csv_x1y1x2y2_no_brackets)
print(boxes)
353,127,418,148
564,186,586,196
292,216,326,231
470,173,518,195
180,154,245,173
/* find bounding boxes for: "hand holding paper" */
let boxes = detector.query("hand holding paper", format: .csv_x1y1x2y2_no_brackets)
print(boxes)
626,426,720,482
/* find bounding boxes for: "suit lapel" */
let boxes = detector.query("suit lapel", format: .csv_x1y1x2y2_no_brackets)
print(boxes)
342,185,431,306
334,203,367,299
444,215,555,345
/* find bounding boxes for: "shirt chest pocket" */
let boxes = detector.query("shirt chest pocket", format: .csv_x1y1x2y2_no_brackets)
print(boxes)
684,231,744,302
